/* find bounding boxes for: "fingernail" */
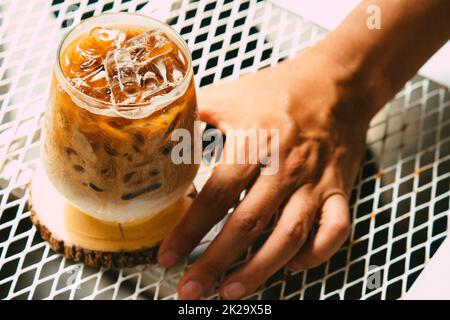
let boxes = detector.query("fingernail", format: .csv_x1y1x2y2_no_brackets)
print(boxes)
180,280,203,300
158,251,180,268
223,282,246,300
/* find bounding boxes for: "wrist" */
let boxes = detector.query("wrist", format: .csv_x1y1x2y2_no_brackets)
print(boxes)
311,0,450,123
281,48,372,137
311,39,385,125
291,45,376,130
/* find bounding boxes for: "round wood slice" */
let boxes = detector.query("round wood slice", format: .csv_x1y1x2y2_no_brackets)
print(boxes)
29,164,196,268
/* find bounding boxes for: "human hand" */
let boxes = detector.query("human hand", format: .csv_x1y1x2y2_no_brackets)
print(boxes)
157,47,371,299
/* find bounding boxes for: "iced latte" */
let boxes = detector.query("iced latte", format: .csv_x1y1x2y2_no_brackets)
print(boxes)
42,13,199,223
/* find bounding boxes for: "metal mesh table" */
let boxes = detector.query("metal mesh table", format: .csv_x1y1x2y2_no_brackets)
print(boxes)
0,0,449,300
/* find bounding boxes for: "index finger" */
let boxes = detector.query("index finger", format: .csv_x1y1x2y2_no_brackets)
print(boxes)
176,174,286,299
157,163,259,268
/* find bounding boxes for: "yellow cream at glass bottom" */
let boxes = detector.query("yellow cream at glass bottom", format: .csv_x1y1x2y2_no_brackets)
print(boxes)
31,164,192,251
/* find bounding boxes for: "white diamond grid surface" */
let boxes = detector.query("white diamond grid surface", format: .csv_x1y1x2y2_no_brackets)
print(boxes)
0,0,449,300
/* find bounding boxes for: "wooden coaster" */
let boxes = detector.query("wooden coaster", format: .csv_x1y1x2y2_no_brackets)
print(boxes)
29,164,196,268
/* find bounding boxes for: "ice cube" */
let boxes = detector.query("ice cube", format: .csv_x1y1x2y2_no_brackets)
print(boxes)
103,30,187,104
125,30,176,63
65,27,126,101
155,53,185,84
139,61,166,100
104,48,142,104
72,66,112,101
90,27,126,49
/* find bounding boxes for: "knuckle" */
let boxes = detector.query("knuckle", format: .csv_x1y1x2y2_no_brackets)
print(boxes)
284,220,308,244
202,165,252,209
202,180,235,209
285,153,306,178
233,214,266,237
284,143,317,178
198,260,224,280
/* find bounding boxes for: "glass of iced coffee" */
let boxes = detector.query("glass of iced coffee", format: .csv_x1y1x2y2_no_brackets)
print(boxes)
42,13,199,223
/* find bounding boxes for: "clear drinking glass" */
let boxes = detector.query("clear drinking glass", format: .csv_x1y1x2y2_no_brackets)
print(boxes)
42,13,199,223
